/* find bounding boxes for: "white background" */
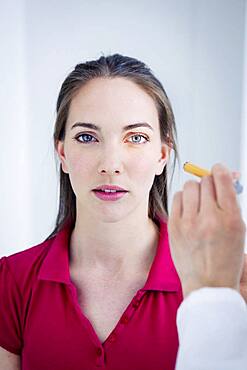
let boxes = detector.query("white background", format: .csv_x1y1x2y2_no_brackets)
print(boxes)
0,0,246,256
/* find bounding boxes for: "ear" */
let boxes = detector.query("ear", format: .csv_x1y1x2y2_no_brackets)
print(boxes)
56,140,69,174
155,143,171,176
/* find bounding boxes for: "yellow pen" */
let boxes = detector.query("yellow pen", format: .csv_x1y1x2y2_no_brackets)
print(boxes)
183,162,243,194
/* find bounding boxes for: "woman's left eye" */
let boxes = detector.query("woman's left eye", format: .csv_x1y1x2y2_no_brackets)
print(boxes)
128,134,149,144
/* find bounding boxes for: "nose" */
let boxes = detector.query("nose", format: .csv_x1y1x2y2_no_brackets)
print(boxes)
100,168,120,175
99,159,123,175
98,152,124,175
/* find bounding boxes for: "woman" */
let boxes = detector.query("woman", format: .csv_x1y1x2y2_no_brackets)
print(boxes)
0,53,246,370
0,53,181,370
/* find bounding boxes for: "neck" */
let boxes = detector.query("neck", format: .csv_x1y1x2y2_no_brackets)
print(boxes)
69,210,160,277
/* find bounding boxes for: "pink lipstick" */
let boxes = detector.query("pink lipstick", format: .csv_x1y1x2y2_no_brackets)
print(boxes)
92,189,128,201
92,184,128,201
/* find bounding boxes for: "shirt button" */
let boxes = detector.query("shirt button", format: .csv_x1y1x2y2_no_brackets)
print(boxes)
120,315,129,324
96,348,102,356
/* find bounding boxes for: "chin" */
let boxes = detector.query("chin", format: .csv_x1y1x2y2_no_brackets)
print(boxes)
91,206,134,224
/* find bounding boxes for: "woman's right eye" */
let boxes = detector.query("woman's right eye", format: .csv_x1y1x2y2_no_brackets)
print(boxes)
74,133,97,143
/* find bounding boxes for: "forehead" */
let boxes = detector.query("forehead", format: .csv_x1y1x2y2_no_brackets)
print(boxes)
67,77,159,129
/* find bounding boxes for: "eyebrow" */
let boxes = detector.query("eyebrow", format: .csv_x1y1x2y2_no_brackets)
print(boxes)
70,122,154,132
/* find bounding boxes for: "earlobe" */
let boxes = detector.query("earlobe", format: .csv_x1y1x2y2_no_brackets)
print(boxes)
56,140,69,174
156,145,170,176
156,160,167,176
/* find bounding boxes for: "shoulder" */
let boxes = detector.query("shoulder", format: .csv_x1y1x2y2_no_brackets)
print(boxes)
0,236,55,292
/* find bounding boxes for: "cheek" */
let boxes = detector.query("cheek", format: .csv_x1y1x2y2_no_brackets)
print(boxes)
129,154,158,186
72,157,91,174
66,152,92,192
66,158,93,199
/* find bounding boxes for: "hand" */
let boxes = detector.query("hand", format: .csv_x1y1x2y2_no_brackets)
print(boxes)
168,163,246,298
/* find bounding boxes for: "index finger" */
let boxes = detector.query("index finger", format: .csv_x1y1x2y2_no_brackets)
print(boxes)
200,175,218,213
211,163,239,212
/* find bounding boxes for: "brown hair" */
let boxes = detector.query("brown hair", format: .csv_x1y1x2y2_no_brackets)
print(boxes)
45,53,180,240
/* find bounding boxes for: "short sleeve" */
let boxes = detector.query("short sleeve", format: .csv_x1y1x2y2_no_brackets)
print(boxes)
0,256,23,355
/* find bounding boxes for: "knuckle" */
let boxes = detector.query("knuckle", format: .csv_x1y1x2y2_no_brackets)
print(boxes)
226,215,246,232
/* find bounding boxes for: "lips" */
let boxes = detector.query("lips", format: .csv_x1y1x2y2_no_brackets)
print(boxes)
93,185,128,192
93,190,127,192
93,189,128,201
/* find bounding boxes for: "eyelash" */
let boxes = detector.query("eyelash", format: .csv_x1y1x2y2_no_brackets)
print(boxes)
73,132,150,145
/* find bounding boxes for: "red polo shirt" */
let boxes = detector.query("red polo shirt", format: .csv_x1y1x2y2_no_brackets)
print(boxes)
0,216,183,370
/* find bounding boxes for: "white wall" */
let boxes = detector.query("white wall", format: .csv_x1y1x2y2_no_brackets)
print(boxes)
241,0,247,252
0,0,32,256
0,0,246,256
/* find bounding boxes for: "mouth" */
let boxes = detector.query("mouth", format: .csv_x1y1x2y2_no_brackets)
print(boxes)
92,189,128,201
92,189,128,193
92,185,129,192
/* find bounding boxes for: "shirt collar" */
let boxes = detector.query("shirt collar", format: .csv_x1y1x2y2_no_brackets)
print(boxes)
38,216,182,292
38,218,73,284
142,215,182,292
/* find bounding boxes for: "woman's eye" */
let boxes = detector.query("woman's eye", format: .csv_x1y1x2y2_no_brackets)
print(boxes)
73,133,149,144
74,133,97,143
128,134,149,144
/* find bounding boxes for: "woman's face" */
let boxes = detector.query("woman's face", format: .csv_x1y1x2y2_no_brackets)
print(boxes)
56,77,170,221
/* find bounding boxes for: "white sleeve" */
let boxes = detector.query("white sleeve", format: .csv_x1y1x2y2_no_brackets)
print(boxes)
175,287,247,370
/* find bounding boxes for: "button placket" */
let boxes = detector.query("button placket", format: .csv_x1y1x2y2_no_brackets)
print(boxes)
103,291,146,352
96,348,102,356
132,290,144,308
132,297,141,308
120,313,129,324
95,346,105,367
